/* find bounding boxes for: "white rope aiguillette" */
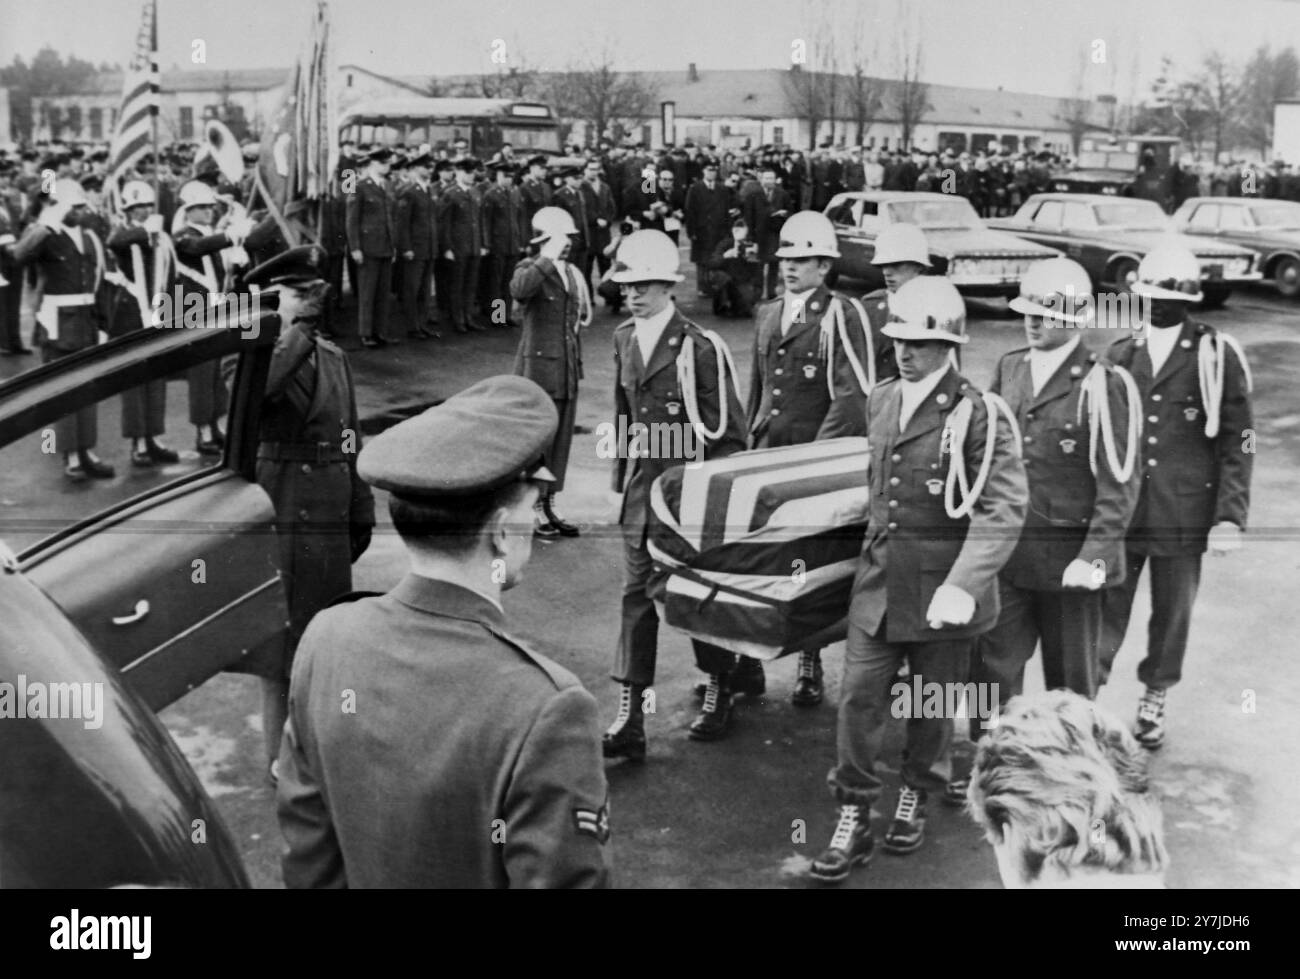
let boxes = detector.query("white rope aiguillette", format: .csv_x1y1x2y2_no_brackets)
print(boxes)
1076,363,1141,482
941,391,1022,519
677,329,742,442
1197,332,1252,439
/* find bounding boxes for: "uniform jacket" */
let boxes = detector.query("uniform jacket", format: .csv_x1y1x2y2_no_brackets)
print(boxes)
481,183,527,257
747,285,871,447
991,340,1141,591
321,186,348,255
848,287,900,384
13,222,106,351
740,184,791,259
851,368,1028,642
612,308,747,537
510,256,583,399
105,223,174,335
519,176,552,224
0,205,20,287
173,223,231,298
256,324,375,643
344,175,395,258
1105,318,1252,555
278,575,611,889
683,180,736,263
394,181,438,259
437,183,484,259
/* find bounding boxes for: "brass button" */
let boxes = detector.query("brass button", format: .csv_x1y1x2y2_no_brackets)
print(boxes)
887,521,898,530
1023,435,1033,444
773,388,781,397
1148,415,1158,424
889,476,900,486
777,348,786,356
1026,413,1035,422
891,453,902,463
1152,394,1162,402
1147,458,1158,468
298,509,310,519
301,464,312,474
774,368,783,376
888,499,899,508
771,408,780,416
1147,435,1158,445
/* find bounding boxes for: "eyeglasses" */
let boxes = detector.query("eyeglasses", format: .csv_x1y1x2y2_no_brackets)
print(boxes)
618,283,657,296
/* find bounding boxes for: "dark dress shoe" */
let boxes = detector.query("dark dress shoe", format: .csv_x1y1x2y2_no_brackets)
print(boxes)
533,520,561,539
131,448,157,468
78,453,116,479
361,336,381,348
543,501,580,537
419,327,442,339
196,435,223,456
64,461,89,482
602,722,647,761
146,440,180,464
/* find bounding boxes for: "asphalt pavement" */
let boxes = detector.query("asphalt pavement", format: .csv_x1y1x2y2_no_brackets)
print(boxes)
7,257,1299,887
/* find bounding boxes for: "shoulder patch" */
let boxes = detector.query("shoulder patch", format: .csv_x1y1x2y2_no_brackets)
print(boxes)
573,801,611,844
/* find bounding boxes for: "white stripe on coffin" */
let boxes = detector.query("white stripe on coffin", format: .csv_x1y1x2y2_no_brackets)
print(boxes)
676,436,868,551
723,455,867,544
677,437,868,550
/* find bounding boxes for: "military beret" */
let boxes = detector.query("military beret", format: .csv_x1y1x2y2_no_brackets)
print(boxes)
241,244,329,288
359,375,557,498
526,154,549,169
367,147,393,163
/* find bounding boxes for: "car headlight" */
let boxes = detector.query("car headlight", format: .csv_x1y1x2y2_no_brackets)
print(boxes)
1101,186,1118,195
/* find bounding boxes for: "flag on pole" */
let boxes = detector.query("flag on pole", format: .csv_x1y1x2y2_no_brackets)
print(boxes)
107,0,160,190
253,0,335,247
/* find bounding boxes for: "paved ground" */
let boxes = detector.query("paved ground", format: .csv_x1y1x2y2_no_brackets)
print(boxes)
5,258,1299,887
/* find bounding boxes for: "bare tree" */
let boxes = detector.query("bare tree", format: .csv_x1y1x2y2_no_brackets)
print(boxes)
845,6,884,145
1237,45,1299,157
892,2,930,150
476,39,540,99
1056,52,1096,155
782,0,841,149
545,49,659,148
1195,51,1241,161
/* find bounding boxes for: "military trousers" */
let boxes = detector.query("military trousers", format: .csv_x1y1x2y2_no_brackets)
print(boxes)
121,379,167,439
612,522,735,688
482,254,515,326
827,619,971,806
1099,550,1203,691
188,360,228,427
355,255,393,342
399,256,433,332
42,344,97,452
0,283,22,350
445,254,481,330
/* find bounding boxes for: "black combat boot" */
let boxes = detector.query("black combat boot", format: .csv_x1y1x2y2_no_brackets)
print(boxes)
810,804,875,883
688,673,734,741
791,650,824,706
882,787,927,854
602,682,647,761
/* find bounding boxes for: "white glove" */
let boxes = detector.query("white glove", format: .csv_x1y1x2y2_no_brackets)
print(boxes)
143,213,165,235
539,235,567,261
1208,521,1242,555
926,584,975,629
1061,558,1104,590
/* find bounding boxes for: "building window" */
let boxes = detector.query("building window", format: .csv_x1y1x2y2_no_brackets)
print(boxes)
67,105,82,137
640,124,652,147
88,107,103,139
881,136,890,151
347,73,354,87
772,126,784,145
179,106,194,140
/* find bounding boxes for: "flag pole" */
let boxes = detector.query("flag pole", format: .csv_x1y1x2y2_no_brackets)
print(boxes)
149,0,160,204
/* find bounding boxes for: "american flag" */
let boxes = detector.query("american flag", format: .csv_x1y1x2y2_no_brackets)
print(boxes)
107,0,159,189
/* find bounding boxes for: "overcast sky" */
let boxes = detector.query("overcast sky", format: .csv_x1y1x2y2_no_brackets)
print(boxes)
1,0,1297,99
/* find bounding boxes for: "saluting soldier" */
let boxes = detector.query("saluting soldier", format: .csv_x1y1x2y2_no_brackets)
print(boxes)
106,180,180,467
481,159,528,328
238,246,375,781
511,207,590,539
861,223,933,382
394,152,440,340
345,148,397,348
174,180,247,454
13,177,113,480
730,211,876,708
811,277,1027,883
1100,244,1253,749
276,375,611,888
603,230,748,758
952,258,1143,801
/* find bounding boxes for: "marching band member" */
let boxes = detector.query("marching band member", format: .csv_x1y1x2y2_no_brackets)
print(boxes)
1099,244,1253,749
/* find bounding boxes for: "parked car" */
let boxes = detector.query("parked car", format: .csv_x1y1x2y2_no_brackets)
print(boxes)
1172,197,1300,299
987,193,1263,308
1048,135,1182,205
0,304,287,887
822,191,1060,297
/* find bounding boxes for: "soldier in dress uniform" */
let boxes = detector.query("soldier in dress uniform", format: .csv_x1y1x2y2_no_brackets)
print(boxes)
729,211,876,708
276,374,610,888
237,246,376,778
519,155,553,226
481,159,528,329
394,152,440,340
951,258,1142,801
810,277,1027,883
106,180,180,467
860,222,933,382
1099,244,1253,749
438,158,488,334
602,231,748,758
12,178,114,480
174,180,248,454
345,148,396,348
430,159,456,325
510,207,589,538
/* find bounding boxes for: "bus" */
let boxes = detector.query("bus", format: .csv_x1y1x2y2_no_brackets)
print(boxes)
337,97,563,158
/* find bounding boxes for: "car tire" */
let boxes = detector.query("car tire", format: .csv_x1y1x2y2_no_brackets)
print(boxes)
1109,257,1139,294
1272,255,1300,300
1198,285,1232,310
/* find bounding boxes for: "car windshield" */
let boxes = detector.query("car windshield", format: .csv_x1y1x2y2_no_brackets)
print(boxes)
886,199,981,229
1094,202,1170,230
1249,203,1300,229
1077,150,1137,171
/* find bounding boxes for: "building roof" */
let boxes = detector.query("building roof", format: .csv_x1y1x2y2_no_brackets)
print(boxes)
67,67,291,97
